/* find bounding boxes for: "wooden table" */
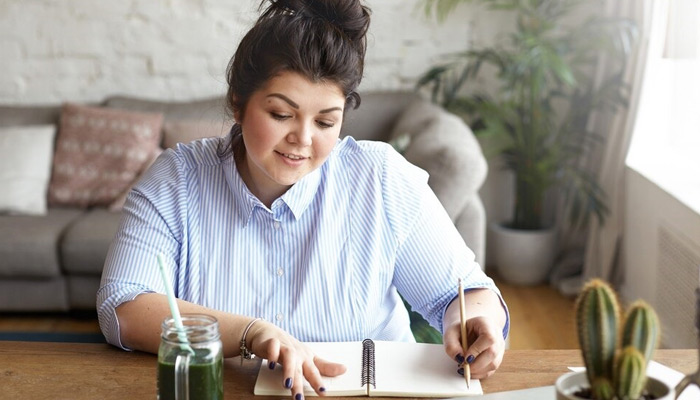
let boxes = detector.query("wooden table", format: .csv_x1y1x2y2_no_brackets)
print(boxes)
1,341,697,399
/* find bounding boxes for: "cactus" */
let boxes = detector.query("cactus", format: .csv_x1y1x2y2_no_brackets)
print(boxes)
576,279,620,398
614,346,646,400
575,279,661,400
621,300,660,363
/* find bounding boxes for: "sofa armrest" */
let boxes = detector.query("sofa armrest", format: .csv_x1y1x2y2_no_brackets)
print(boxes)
391,100,487,219
390,99,488,266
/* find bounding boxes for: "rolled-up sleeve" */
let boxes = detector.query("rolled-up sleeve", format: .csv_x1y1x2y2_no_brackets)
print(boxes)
96,151,187,349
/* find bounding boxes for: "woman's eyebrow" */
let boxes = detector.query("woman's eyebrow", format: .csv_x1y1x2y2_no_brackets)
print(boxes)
266,93,343,114
319,106,343,114
267,93,299,109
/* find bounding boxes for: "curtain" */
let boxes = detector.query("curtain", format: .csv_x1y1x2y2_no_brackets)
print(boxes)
582,0,658,287
551,0,656,294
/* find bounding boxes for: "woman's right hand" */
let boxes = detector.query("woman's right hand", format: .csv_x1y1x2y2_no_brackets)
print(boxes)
246,320,347,398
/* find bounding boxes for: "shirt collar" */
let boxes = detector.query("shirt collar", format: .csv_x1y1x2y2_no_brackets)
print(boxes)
277,166,322,220
224,157,323,225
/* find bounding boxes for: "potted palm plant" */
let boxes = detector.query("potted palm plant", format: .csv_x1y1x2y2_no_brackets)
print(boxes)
417,0,637,284
555,278,673,399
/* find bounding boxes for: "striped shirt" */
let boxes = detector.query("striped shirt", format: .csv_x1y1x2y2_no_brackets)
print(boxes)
97,136,509,349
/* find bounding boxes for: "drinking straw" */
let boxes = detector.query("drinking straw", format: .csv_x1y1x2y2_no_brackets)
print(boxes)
157,253,194,354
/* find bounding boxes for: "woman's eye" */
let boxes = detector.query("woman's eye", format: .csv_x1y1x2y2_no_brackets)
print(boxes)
271,113,290,121
317,120,335,129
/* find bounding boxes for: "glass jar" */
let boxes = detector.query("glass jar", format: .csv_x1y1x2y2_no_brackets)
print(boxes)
157,314,224,400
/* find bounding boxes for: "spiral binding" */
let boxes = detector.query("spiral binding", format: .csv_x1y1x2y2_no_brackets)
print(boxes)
361,338,376,389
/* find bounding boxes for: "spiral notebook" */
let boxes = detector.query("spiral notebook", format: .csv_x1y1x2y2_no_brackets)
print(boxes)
253,339,482,397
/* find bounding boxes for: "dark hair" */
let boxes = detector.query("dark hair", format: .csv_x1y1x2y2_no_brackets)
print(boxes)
222,0,371,157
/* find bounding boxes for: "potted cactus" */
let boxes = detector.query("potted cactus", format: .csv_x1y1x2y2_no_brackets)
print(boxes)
556,279,674,399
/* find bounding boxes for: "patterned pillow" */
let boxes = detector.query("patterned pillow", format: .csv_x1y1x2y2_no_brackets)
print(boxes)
107,147,163,212
48,103,163,208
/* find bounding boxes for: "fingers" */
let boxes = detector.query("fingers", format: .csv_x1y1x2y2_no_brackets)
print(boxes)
443,321,465,364
315,356,347,377
302,359,327,396
278,345,298,392
444,316,506,379
464,323,505,379
260,337,339,398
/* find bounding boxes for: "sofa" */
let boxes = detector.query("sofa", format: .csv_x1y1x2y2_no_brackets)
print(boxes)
0,91,488,312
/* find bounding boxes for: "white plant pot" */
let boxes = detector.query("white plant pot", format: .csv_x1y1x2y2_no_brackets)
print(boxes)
555,371,674,400
490,222,557,285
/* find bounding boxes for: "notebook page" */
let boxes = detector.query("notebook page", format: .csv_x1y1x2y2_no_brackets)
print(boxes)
371,341,482,397
254,341,367,397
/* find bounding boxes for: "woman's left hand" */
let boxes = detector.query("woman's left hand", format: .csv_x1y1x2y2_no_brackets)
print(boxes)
442,289,507,379
443,315,505,379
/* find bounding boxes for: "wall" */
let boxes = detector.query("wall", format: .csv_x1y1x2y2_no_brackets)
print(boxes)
622,167,700,348
0,0,476,105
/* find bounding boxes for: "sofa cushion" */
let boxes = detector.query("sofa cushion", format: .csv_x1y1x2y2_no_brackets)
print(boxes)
104,96,231,150
61,208,123,275
104,95,229,122
67,275,102,310
0,105,61,127
0,278,69,311
0,125,56,215
0,208,84,278
47,103,163,208
341,91,419,141
162,119,229,150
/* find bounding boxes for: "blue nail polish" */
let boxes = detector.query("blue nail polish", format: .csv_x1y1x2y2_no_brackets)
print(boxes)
466,355,475,364
268,361,276,369
457,367,464,376
455,354,465,364
285,378,293,389
319,387,326,392
295,393,303,400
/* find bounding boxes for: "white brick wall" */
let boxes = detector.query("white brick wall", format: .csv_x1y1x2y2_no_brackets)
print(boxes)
0,0,478,105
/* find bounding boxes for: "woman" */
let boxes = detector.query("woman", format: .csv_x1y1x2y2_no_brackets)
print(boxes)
97,1,509,398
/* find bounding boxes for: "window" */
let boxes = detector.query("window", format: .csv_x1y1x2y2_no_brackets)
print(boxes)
626,0,700,213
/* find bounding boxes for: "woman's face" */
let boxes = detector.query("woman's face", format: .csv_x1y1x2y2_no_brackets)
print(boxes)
235,71,345,205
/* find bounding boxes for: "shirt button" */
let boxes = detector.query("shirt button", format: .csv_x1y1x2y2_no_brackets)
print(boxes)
273,221,281,230
276,268,284,277
276,313,284,321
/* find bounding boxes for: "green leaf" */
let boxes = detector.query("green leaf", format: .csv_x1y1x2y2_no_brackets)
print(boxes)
417,0,637,230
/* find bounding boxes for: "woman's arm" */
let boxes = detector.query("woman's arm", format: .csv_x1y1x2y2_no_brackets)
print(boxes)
442,288,507,379
117,293,255,356
117,293,346,398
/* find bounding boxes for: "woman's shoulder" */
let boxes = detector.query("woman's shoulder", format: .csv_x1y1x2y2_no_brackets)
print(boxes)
332,136,427,181
153,137,227,175
332,136,393,165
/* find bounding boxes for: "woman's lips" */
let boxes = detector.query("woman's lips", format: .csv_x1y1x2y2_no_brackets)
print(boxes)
276,151,307,160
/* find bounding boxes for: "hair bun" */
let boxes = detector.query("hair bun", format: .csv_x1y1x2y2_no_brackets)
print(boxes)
261,0,370,44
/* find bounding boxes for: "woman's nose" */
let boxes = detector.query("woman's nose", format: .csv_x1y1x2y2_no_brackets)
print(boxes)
288,121,313,146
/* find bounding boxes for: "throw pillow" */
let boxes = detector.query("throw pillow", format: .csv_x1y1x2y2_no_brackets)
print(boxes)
0,125,56,215
162,119,230,149
108,147,164,212
48,103,163,208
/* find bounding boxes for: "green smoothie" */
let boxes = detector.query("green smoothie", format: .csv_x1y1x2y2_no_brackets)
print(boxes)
157,358,223,400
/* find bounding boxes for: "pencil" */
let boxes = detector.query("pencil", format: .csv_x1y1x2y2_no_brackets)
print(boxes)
458,278,471,389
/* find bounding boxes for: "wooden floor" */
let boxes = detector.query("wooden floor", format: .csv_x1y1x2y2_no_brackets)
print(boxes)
0,279,578,349
494,277,578,349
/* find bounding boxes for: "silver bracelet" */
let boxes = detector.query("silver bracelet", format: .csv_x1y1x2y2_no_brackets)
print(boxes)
240,317,261,365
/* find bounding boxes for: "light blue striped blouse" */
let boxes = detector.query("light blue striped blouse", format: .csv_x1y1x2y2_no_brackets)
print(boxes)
97,136,509,349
